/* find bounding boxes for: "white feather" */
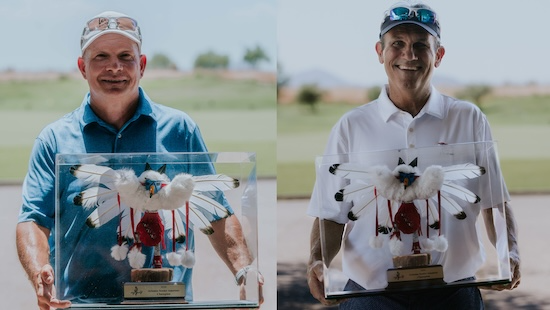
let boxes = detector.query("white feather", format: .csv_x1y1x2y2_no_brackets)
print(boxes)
162,210,186,241
75,187,117,210
440,182,480,204
71,164,118,188
338,181,374,203
329,163,384,181
414,200,439,227
443,163,486,181
86,201,120,228
189,193,230,221
348,192,379,220
119,206,141,239
438,193,467,219
192,174,239,192
183,205,215,235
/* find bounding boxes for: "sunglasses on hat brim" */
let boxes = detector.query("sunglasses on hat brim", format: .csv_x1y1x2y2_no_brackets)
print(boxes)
388,7,437,24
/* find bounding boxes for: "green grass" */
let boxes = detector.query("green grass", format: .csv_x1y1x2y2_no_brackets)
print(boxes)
277,96,550,197
277,161,316,198
0,74,276,181
141,76,275,111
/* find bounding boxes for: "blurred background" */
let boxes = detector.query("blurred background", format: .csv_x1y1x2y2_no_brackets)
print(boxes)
2,0,550,309
0,0,277,309
277,0,550,309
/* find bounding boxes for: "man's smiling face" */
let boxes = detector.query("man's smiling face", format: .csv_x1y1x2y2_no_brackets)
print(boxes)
79,33,145,99
376,24,444,91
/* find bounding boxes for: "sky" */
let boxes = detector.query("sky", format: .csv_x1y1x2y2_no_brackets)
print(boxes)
0,0,277,73
278,0,550,87
2,0,548,87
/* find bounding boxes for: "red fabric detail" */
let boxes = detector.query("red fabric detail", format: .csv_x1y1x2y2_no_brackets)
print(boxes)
395,202,420,234
136,211,165,247
153,255,163,268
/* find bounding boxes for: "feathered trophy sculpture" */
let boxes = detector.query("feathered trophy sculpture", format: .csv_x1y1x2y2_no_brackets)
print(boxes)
330,158,485,256
71,163,239,269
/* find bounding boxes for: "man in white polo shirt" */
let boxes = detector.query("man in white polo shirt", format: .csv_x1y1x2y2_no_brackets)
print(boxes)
306,2,521,309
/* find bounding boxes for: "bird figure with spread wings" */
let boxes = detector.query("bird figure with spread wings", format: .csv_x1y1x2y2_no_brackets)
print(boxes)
329,158,485,256
70,163,239,269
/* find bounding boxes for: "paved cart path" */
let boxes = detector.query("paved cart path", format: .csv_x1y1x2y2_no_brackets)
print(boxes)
277,196,550,310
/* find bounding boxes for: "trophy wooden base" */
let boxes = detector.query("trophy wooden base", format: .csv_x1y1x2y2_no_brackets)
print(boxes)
386,253,445,289
131,267,173,282
123,268,186,303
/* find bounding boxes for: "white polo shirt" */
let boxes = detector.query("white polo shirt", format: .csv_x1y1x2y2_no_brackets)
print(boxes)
308,85,510,289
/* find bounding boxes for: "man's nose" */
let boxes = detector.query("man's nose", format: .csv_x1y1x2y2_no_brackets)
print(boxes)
106,60,123,72
402,46,418,60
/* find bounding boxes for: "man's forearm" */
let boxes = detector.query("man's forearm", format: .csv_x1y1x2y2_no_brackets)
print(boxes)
482,202,519,256
309,218,345,267
208,215,253,277
16,221,51,281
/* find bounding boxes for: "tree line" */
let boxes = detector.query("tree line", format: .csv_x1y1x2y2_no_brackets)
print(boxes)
148,45,270,70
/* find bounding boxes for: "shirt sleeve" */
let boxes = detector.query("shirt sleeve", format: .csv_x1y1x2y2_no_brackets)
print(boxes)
187,123,235,218
18,136,57,230
475,114,511,209
307,118,353,224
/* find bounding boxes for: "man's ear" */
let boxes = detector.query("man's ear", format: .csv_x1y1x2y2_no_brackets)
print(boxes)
434,45,445,68
140,54,147,77
375,41,384,64
77,57,87,79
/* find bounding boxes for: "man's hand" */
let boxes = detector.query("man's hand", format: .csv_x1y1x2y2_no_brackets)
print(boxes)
307,260,344,306
238,272,264,306
481,255,521,291
34,264,71,310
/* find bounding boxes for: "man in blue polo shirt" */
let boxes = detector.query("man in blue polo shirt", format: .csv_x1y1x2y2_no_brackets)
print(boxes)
16,11,260,309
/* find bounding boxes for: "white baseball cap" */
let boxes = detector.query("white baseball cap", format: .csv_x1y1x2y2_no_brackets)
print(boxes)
80,11,142,53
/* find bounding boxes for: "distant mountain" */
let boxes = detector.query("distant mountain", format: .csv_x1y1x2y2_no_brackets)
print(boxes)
287,68,463,89
287,68,358,88
432,74,462,87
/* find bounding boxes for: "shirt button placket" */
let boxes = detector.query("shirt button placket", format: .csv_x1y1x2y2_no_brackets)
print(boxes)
408,126,415,148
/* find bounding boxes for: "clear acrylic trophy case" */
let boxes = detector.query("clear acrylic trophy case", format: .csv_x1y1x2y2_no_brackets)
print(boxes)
314,142,511,299
55,152,260,308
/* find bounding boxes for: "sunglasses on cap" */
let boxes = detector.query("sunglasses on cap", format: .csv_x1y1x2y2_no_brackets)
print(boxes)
81,16,141,51
388,6,437,24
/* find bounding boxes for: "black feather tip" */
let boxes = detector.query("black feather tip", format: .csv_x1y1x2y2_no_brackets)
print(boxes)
234,179,240,188
329,164,340,175
73,193,83,206
85,217,96,228
69,165,81,176
377,225,391,234
455,212,467,220
175,235,186,243
347,211,358,221
474,195,481,203
429,221,440,230
200,227,215,235
334,189,344,202
480,166,486,175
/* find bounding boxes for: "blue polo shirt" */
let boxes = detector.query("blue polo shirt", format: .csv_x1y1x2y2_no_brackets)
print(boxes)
18,87,231,303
